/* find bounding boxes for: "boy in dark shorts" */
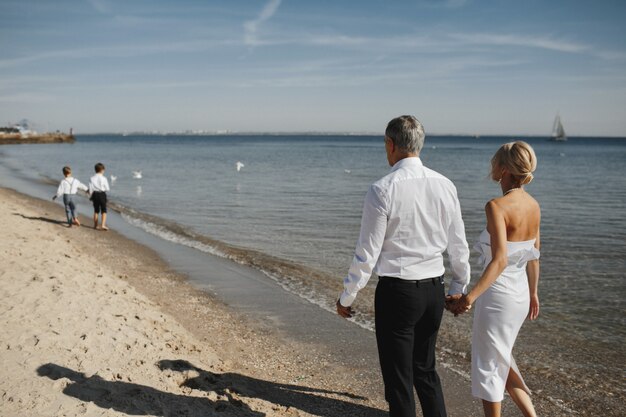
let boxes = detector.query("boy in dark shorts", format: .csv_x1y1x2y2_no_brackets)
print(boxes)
89,162,110,230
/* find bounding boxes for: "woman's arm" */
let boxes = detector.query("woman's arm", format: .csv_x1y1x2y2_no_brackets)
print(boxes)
527,226,541,320
453,200,508,314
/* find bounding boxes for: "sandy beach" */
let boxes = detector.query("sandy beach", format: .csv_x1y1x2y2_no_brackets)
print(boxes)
0,187,393,416
0,185,592,417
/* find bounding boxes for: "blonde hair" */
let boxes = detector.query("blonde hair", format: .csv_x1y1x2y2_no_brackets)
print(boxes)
490,141,537,185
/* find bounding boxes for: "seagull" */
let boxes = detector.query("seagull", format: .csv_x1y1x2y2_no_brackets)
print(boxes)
132,170,142,179
110,175,117,183
344,169,351,174
235,161,245,172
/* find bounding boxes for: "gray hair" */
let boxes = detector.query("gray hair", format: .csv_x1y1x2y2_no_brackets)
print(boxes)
385,115,425,154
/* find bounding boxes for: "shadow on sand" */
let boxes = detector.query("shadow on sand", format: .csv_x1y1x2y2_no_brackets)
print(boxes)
14,212,68,226
37,361,387,417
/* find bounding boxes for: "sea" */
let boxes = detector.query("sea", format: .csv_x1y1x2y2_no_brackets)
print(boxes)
1,134,625,414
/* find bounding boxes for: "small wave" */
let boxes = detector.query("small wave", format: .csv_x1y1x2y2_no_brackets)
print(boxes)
545,396,579,415
116,205,381,333
120,212,227,258
259,268,376,332
115,205,336,291
439,362,471,380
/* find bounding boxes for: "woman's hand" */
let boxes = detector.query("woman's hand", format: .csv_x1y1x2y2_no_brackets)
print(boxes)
528,294,540,320
457,294,473,315
447,294,472,316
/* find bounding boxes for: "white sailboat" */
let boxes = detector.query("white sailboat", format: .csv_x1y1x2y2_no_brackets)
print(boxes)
551,114,567,142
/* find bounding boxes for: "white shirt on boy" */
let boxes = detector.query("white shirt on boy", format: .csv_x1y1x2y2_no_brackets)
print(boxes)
55,177,88,198
89,173,110,193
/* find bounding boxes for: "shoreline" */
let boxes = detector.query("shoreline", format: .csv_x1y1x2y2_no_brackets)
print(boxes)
0,184,612,416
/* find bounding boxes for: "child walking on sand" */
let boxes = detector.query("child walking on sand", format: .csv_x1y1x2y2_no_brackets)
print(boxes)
89,162,110,230
52,166,89,227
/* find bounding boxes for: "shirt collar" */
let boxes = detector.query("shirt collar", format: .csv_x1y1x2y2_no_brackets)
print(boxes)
390,156,423,172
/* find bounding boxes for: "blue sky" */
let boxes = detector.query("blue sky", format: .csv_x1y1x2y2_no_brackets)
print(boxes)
1,0,625,135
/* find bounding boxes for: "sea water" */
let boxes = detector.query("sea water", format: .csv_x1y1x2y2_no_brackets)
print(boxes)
1,134,625,412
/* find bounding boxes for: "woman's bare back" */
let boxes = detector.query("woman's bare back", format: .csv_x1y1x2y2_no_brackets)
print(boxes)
492,190,540,242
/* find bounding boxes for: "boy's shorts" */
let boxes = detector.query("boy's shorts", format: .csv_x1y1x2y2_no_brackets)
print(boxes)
91,191,107,214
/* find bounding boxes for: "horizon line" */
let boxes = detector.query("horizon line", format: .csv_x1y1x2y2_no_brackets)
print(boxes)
74,131,626,138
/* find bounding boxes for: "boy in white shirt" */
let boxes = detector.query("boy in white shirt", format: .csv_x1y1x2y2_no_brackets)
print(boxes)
89,162,110,230
52,166,89,227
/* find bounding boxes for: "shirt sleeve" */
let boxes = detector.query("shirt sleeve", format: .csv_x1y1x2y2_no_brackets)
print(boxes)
77,181,89,192
446,187,471,295
55,181,64,198
102,177,110,192
339,184,388,307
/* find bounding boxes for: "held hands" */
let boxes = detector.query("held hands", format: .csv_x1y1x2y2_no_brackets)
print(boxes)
445,294,472,316
336,300,353,319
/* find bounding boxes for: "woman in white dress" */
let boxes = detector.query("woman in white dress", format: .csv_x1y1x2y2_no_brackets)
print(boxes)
451,141,541,417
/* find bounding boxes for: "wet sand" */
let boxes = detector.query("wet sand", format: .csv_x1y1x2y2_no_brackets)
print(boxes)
0,186,579,416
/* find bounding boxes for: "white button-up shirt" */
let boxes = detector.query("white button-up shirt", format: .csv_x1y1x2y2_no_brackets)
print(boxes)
89,173,110,193
55,177,88,198
340,157,470,307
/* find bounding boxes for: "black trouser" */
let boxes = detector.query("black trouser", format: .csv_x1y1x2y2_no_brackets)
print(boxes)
91,191,107,214
375,276,447,417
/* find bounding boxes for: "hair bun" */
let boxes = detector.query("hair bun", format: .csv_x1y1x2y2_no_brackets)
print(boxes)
520,172,534,185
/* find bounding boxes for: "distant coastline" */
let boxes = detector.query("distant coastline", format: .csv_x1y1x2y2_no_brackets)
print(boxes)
0,132,75,145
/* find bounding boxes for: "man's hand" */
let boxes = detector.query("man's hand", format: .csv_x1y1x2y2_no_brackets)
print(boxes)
453,294,472,316
445,294,464,316
445,294,472,316
445,294,462,312
336,300,353,318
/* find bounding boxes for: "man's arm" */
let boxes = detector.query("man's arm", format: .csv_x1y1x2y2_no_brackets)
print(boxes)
339,185,388,308
446,189,471,296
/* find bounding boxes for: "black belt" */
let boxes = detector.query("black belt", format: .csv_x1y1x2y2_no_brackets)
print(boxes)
379,275,443,286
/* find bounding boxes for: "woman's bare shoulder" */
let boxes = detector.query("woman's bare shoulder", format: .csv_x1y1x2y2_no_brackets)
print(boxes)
484,198,504,214
524,192,541,213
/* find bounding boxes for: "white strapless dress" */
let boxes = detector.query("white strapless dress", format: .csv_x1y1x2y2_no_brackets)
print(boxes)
471,229,540,402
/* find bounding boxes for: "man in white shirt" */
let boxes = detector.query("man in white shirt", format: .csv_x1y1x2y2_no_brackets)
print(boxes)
337,115,470,417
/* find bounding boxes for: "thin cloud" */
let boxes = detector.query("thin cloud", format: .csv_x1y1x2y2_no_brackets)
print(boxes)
86,0,110,14
0,92,54,103
450,32,588,53
0,39,240,69
419,0,469,9
244,0,282,46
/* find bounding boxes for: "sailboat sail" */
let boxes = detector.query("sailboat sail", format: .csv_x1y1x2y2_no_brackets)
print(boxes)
551,114,567,141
